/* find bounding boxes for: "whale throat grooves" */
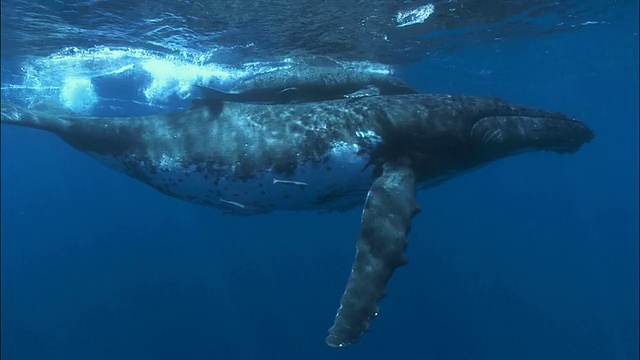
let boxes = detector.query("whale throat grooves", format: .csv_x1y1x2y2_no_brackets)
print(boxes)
326,158,419,348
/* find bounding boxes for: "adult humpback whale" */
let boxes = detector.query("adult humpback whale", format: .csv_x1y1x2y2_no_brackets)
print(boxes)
1,94,593,347
196,65,416,104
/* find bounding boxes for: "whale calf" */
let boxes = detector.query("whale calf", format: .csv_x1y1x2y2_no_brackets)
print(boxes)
1,94,593,347
196,65,416,104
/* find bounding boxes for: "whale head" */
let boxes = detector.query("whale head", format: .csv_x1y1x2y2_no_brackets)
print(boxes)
374,96,594,182
469,113,594,157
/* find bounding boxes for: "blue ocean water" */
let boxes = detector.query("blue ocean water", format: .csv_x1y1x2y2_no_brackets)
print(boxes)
1,1,638,359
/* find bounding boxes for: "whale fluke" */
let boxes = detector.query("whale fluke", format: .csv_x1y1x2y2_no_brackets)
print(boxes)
1,101,70,133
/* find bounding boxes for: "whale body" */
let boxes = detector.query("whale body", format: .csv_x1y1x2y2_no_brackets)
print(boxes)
196,65,416,104
1,93,593,347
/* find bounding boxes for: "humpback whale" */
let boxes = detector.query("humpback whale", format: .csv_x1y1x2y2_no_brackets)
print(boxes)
196,65,416,104
1,94,593,347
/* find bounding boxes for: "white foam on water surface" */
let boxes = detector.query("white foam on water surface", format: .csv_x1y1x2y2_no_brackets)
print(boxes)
3,45,399,115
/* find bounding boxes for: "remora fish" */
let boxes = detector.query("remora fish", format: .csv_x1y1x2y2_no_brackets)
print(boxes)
0,94,593,347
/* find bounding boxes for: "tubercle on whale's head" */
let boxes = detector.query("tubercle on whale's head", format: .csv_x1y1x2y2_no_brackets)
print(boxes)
469,114,594,157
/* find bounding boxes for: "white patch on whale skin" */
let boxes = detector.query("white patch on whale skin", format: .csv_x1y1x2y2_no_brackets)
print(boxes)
273,179,309,187
158,153,181,169
88,141,377,214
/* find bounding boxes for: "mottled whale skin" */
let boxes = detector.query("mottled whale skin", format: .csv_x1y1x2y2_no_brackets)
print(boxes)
0,94,593,347
196,65,416,104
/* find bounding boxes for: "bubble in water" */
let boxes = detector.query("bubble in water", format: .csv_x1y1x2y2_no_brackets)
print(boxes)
59,76,97,112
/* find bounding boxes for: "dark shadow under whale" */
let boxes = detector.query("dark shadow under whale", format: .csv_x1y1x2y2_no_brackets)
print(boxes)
1,94,593,347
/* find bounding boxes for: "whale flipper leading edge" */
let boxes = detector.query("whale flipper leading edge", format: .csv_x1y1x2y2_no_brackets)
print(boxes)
326,157,419,348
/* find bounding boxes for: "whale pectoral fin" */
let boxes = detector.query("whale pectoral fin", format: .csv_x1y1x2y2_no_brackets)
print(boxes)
194,85,244,102
326,158,420,348
344,85,381,99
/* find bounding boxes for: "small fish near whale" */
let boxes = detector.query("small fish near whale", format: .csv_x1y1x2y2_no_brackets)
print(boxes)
0,93,593,347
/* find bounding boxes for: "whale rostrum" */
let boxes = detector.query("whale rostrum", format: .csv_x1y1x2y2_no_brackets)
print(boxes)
1,93,594,346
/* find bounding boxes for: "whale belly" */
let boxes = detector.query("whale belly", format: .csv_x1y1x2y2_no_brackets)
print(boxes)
89,143,376,215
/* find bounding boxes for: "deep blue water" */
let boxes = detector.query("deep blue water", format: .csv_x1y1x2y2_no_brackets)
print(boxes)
1,1,638,359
